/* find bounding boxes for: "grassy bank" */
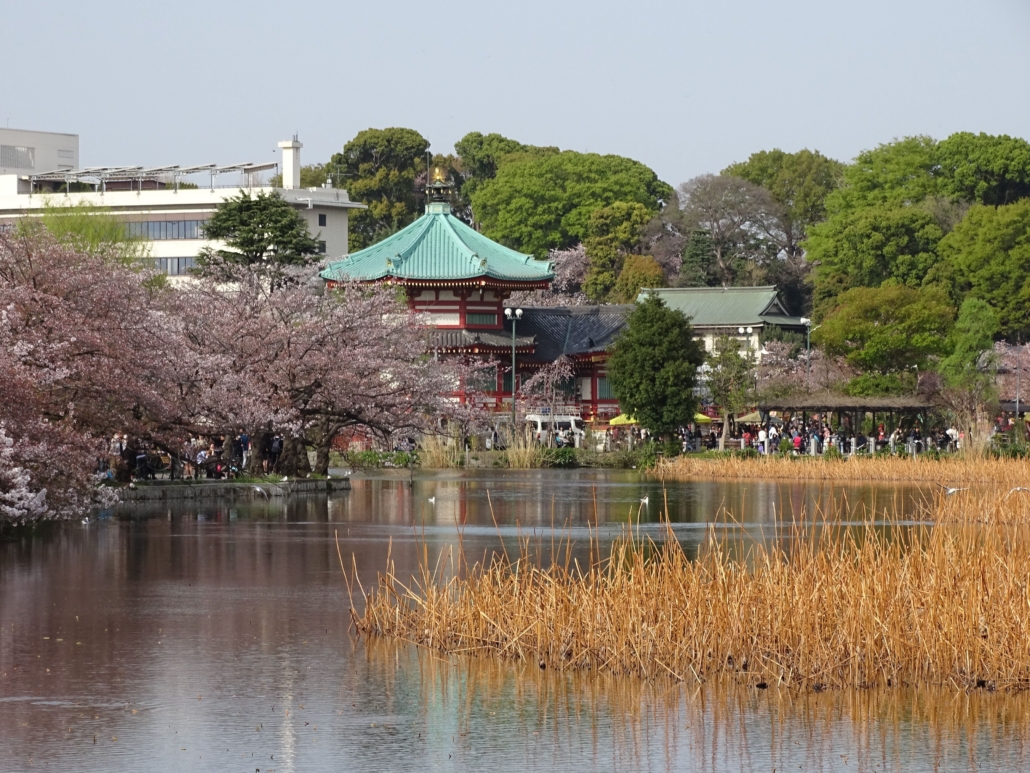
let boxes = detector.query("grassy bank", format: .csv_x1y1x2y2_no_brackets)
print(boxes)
348,490,1030,691
659,454,1030,487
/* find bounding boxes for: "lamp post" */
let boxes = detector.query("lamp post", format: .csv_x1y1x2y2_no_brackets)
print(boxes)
504,307,523,433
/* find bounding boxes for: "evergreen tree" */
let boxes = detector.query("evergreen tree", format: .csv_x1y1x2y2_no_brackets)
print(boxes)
607,295,705,436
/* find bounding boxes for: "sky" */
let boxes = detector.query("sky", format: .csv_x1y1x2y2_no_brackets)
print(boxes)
5,0,1030,187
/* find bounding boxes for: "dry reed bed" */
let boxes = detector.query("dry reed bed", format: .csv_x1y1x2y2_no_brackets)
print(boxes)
659,454,1030,487
348,493,1030,691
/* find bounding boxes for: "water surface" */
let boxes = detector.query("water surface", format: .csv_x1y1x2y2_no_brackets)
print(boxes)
2,470,1023,772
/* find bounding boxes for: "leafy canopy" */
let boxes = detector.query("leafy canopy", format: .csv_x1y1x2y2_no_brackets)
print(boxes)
469,151,673,258
706,336,757,444
940,298,998,391
196,191,319,281
453,132,557,200
610,255,665,304
607,295,705,435
582,201,652,302
813,284,954,393
807,204,944,316
935,199,1030,339
330,128,430,251
30,200,151,268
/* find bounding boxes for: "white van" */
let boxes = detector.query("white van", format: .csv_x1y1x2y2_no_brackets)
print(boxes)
525,414,585,447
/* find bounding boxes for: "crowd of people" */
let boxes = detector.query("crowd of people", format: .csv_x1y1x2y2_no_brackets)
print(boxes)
677,418,968,456
98,431,287,482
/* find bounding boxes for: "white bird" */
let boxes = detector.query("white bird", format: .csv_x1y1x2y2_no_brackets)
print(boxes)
81,517,90,525
428,496,436,505
640,496,649,505
252,486,269,499
281,476,289,482
938,484,968,496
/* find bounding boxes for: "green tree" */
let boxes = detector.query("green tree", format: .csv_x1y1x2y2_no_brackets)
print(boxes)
196,191,319,284
723,148,843,257
582,201,652,301
706,336,757,451
607,295,705,436
28,200,151,267
329,128,430,251
935,132,1030,206
935,199,1030,338
813,285,955,394
826,136,940,215
453,132,557,200
674,229,718,286
469,151,673,258
939,298,999,454
611,254,665,303
806,205,944,314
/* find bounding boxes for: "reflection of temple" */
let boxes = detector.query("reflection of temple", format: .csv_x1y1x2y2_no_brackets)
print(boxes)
321,174,627,420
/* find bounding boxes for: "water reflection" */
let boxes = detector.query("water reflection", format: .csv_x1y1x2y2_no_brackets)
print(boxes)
1,471,992,773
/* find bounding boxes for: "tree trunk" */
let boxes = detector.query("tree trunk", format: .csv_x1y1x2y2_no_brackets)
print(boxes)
719,410,730,451
278,435,312,477
311,418,339,477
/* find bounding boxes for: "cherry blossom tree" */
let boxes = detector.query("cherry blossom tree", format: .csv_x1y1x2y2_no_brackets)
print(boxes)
167,266,461,476
519,356,576,446
0,232,176,521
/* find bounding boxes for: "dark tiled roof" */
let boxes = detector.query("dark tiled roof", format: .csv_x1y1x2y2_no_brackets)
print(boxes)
429,329,535,351
506,306,633,363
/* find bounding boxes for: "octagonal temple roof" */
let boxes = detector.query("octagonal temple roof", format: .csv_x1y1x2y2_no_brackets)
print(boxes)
320,202,554,288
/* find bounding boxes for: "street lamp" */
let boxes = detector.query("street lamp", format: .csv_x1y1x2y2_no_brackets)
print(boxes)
504,307,523,432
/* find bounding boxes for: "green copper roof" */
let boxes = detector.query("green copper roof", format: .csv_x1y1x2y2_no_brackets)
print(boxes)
321,202,554,284
637,286,804,327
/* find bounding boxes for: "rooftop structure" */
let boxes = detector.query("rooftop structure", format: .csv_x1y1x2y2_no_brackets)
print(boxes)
0,128,78,176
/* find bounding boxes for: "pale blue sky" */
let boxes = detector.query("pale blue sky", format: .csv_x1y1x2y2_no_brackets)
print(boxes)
6,0,1029,186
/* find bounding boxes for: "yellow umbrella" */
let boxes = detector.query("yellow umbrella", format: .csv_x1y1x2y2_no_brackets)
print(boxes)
693,413,713,424
609,414,637,426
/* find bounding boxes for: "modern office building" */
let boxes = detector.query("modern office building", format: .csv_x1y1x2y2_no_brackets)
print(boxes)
0,135,362,276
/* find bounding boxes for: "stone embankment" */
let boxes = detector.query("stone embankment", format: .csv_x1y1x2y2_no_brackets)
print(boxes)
119,478,350,502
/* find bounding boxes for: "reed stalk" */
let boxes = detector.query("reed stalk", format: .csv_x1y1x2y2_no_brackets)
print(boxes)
659,454,1030,487
350,490,1030,691
504,429,543,469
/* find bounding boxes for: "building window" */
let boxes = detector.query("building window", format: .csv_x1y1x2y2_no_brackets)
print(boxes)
597,376,615,399
318,213,327,227
502,371,517,393
466,313,497,326
153,257,196,275
125,220,207,240
318,240,327,254
0,145,35,169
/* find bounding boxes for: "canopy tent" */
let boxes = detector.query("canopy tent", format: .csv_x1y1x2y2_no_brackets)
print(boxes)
693,413,713,424
609,414,637,426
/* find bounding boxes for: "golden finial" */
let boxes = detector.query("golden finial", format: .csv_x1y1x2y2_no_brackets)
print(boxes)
431,167,446,184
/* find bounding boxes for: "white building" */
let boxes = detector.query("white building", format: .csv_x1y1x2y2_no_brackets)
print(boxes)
0,128,79,176
0,136,363,276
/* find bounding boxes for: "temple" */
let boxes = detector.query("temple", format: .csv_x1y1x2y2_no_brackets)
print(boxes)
321,174,629,421
321,173,804,424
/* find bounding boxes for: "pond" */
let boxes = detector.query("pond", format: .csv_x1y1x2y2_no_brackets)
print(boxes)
1,470,1026,772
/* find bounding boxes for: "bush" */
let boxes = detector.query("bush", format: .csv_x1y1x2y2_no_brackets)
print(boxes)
541,447,578,468
346,450,419,469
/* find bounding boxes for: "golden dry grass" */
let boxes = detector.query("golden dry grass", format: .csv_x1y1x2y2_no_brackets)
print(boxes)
659,454,1030,487
345,489,1030,691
